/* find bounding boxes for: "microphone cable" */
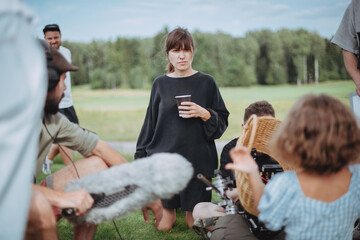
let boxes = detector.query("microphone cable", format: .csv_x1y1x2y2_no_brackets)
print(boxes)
43,121,80,179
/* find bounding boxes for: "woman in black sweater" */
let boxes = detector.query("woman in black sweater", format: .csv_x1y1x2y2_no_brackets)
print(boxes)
135,27,229,230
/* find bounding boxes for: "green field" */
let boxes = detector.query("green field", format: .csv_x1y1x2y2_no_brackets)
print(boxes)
73,81,354,142
52,81,354,239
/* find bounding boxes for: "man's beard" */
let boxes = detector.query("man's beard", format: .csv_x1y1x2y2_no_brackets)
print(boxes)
44,93,64,114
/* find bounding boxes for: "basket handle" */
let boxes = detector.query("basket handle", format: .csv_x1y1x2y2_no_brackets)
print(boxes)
246,114,258,153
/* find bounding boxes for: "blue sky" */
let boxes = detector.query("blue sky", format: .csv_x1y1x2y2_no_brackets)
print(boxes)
25,0,350,42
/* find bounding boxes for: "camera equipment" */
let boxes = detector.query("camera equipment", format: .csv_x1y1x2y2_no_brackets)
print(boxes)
197,169,238,215
196,149,285,239
260,164,283,182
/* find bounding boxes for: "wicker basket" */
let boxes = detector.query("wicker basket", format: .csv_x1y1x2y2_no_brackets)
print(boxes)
235,115,283,216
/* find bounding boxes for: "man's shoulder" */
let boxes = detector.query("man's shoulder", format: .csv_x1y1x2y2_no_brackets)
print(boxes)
220,138,238,157
59,46,70,52
44,112,73,128
44,112,61,122
223,138,238,150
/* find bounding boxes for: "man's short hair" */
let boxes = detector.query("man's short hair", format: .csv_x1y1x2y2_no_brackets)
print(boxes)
244,101,275,123
43,24,61,34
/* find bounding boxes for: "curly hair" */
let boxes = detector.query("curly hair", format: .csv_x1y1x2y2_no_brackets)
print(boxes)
244,101,275,123
271,94,360,175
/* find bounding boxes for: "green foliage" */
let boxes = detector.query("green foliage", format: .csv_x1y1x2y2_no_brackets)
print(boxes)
150,27,169,81
129,66,144,89
64,28,347,89
321,39,350,81
89,68,107,89
249,30,287,85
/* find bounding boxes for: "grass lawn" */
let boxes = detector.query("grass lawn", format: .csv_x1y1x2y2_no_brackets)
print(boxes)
44,81,353,239
56,210,201,240
73,81,354,142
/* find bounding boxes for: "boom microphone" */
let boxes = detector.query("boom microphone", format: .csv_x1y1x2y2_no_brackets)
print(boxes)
64,153,193,224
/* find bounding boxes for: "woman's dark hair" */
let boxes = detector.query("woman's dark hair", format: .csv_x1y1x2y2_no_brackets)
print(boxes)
165,27,195,73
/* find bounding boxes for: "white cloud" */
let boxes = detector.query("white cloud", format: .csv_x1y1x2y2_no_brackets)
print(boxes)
25,0,351,42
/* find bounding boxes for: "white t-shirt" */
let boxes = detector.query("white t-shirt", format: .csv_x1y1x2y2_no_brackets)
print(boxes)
58,46,74,108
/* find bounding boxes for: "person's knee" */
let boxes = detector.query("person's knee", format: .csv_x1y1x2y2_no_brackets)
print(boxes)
73,155,108,177
193,202,224,219
193,202,208,219
85,156,108,172
52,155,109,190
26,191,57,237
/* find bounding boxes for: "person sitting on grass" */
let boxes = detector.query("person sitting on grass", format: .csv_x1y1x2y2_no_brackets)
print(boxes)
226,94,360,240
25,42,163,240
192,101,285,240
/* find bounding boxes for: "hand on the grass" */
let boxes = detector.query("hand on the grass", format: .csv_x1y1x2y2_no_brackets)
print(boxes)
142,199,163,227
60,190,94,216
178,102,211,122
225,146,258,174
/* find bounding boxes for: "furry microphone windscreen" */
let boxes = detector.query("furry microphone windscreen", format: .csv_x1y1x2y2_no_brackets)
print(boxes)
64,153,194,224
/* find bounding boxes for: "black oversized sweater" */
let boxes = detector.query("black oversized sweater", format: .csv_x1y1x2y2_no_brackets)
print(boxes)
135,72,229,178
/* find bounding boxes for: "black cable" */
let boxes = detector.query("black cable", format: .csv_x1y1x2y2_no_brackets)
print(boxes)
113,220,123,240
43,121,80,178
57,144,80,178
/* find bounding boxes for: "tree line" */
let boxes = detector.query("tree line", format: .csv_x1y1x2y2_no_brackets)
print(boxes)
63,27,348,89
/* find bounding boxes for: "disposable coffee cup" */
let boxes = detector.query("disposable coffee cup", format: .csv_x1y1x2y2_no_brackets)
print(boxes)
175,95,191,117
